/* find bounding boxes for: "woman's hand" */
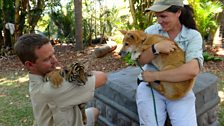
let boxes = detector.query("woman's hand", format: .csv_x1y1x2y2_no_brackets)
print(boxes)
138,41,177,65
141,71,159,83
155,41,177,54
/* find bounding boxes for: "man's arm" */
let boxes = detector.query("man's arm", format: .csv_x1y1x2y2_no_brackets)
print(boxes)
91,71,107,88
43,71,107,107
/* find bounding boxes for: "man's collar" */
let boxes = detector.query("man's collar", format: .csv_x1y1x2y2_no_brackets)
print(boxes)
29,73,44,81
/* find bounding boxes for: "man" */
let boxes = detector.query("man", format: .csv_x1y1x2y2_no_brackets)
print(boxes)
14,33,107,126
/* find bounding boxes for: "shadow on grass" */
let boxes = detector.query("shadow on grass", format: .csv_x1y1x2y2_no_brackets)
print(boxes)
218,78,224,126
0,71,35,126
0,69,223,126
211,70,224,126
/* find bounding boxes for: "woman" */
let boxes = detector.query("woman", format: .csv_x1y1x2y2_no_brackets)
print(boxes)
136,0,204,126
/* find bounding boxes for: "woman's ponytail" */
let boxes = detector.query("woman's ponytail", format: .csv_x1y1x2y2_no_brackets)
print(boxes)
166,5,197,30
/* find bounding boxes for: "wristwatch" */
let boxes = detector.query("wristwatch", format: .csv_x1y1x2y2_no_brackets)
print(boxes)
152,44,159,55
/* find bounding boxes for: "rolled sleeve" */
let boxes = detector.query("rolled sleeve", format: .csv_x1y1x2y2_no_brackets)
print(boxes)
185,30,204,69
41,75,95,107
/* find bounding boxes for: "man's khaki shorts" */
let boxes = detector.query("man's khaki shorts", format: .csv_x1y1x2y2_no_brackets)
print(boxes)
85,108,95,126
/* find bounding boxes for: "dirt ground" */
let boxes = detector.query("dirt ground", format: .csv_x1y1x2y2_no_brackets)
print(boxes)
0,44,223,75
0,44,128,74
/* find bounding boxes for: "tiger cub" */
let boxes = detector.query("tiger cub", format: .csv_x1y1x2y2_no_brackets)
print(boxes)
44,62,92,125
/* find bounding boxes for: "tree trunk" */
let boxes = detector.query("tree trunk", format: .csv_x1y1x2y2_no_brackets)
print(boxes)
2,0,14,48
0,0,3,48
211,0,224,47
74,0,83,50
14,0,28,40
14,0,20,40
129,0,136,25
27,0,45,33
212,10,224,47
219,0,224,47
94,44,117,58
128,0,154,28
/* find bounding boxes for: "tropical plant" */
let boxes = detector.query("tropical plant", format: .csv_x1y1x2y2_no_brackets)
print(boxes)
82,0,129,45
48,1,76,43
122,53,135,65
188,0,223,41
203,51,224,61
128,0,155,30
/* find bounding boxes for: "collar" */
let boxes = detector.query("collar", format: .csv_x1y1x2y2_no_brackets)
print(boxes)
157,24,188,39
29,73,44,82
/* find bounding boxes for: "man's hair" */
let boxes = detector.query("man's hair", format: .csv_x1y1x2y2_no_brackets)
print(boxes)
14,34,50,64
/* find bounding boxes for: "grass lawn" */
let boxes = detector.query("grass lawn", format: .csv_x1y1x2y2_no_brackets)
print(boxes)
215,70,224,126
0,71,34,126
0,69,223,126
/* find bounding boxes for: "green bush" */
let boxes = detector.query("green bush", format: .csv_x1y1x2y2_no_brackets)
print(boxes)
122,53,135,65
189,0,223,40
203,52,224,62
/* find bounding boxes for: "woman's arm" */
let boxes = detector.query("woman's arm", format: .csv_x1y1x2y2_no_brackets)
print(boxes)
138,47,155,65
141,59,200,83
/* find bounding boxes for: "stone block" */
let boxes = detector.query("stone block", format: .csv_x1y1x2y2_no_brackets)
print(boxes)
88,67,220,126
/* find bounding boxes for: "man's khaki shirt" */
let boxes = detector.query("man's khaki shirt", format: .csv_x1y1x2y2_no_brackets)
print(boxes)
29,73,95,126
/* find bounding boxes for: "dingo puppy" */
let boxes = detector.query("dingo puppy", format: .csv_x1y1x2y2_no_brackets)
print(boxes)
119,30,195,100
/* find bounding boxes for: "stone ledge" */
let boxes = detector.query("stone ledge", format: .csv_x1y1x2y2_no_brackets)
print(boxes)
88,66,220,126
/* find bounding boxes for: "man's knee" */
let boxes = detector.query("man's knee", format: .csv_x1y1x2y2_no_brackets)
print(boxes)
92,107,99,122
85,107,99,126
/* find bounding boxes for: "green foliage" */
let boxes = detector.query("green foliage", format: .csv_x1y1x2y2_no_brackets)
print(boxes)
102,7,124,35
218,71,224,126
127,0,223,41
0,6,2,32
219,102,224,126
122,53,135,65
48,1,75,43
208,67,224,126
2,0,15,22
203,51,224,62
113,37,123,44
34,0,223,47
82,0,130,45
189,0,223,40
128,0,155,30
94,2,126,33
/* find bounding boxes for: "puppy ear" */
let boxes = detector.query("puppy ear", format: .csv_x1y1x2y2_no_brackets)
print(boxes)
119,30,127,35
140,36,147,42
139,31,147,43
128,33,135,40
